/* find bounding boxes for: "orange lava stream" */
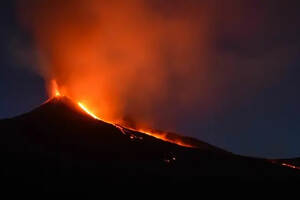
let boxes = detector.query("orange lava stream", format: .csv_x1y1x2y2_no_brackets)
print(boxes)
76,102,193,148
281,163,300,170
123,126,193,148
49,80,194,148
78,102,101,120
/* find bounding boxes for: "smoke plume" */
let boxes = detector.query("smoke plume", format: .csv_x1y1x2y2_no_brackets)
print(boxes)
18,0,298,133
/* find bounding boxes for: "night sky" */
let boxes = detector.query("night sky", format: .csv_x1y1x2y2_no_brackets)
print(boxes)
1,0,300,158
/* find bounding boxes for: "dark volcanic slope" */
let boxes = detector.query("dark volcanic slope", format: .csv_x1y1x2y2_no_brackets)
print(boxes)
0,97,299,189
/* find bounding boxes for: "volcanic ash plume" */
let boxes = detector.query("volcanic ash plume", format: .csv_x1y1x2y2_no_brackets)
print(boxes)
18,0,213,129
18,0,293,133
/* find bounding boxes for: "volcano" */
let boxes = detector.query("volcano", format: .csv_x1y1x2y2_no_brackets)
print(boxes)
0,97,299,190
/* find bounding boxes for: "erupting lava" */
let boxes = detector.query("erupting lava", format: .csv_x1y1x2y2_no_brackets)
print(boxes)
281,163,300,170
78,102,101,120
48,80,194,148
51,80,61,97
123,127,194,148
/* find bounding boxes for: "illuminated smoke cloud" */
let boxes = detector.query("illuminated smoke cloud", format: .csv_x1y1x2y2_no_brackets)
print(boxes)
18,0,298,134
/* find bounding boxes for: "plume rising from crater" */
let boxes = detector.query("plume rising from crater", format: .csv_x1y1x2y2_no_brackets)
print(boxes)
17,0,294,136
18,0,214,131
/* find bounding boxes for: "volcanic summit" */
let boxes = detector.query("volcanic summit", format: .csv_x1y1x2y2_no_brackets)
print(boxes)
0,96,299,190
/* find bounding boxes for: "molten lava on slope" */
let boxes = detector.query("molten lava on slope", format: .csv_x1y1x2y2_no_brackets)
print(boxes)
47,80,196,148
44,80,300,172
0,89,298,192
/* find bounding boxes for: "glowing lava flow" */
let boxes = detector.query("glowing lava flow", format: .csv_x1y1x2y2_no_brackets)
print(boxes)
48,80,194,148
281,163,300,170
121,126,194,148
78,102,101,120
76,102,194,148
